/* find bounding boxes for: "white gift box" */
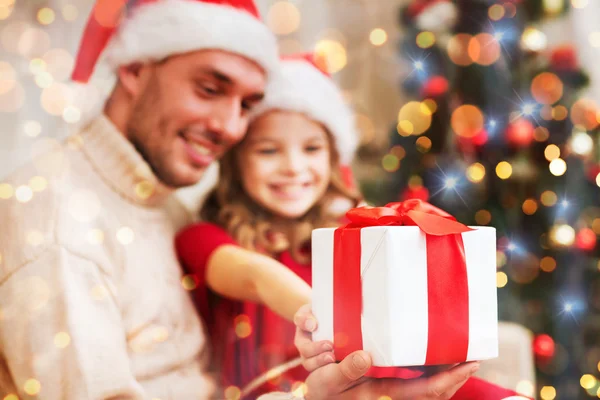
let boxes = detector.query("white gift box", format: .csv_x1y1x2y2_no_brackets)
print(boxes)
312,225,499,367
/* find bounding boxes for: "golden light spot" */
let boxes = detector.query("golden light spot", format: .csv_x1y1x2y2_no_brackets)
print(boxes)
91,284,108,301
116,227,135,245
581,374,596,389
397,101,432,136
572,0,589,8
475,210,492,225
415,136,432,153
234,316,252,340
516,380,535,397
541,191,558,206
68,190,101,222
37,7,55,25
390,145,405,160
451,105,484,138
497,251,507,268
570,130,593,156
3,394,19,400
521,27,547,52
416,31,435,48
135,180,155,200
593,218,600,234
67,134,84,150
0,81,24,112
29,176,47,192
422,98,437,114
35,71,53,88
469,33,501,66
540,385,556,400
495,161,512,180
27,230,45,246
488,4,505,20
224,386,241,400
466,163,486,183
24,378,41,395
181,275,198,291
552,105,568,120
43,48,75,81
540,257,557,272
62,4,78,21
29,58,46,75
549,158,567,176
87,229,104,245
15,185,33,203
0,61,16,95
370,28,387,46
544,144,560,161
0,183,14,199
54,331,71,348
24,120,42,137
531,73,563,105
62,105,81,124
550,224,575,247
0,4,13,20
314,40,347,74
534,127,550,142
496,272,508,288
267,1,300,35
571,98,599,130
540,105,553,120
447,33,474,66
382,154,400,172
522,199,538,215
597,172,600,187
153,326,169,343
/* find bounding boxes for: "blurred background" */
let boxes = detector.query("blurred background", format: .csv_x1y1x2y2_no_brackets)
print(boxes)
2,0,600,399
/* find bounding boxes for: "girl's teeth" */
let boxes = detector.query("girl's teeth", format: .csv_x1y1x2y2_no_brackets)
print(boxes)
191,142,210,156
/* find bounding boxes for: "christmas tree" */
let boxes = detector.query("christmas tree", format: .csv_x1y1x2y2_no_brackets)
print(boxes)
375,0,600,398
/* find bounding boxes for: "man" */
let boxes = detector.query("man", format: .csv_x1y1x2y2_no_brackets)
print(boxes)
0,0,477,398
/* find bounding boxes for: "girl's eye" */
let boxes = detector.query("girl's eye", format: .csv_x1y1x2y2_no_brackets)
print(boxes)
257,148,277,155
305,145,323,153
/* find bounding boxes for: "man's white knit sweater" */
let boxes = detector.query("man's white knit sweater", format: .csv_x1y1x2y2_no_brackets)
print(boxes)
0,115,218,399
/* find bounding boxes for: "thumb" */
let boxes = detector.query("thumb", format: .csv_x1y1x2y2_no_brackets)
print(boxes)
332,351,372,390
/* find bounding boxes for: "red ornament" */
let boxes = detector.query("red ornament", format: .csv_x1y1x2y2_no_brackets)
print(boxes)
533,334,555,361
401,186,430,202
457,129,488,154
421,75,449,98
576,228,597,251
586,164,600,183
506,118,535,147
550,45,579,72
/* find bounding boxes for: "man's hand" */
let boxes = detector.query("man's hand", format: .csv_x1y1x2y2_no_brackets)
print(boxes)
294,305,479,400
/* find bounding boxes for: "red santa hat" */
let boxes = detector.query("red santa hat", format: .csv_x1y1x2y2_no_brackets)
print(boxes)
251,53,359,166
71,0,279,84
405,0,457,32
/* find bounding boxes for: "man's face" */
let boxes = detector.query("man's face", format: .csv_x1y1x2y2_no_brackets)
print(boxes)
124,50,267,188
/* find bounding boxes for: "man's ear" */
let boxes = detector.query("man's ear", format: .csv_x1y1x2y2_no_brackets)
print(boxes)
116,63,149,98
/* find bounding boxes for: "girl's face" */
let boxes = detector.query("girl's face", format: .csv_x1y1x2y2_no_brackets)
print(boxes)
237,110,332,219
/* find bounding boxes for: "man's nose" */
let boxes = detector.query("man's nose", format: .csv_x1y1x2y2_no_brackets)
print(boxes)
206,98,247,145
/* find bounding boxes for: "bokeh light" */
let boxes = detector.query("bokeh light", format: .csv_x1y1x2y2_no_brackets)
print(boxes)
549,224,575,247
17,27,51,58
488,4,505,20
589,32,600,48
415,136,432,153
531,72,563,105
43,48,75,82
475,209,492,225
570,131,593,156
544,144,560,161
541,190,558,207
382,154,400,172
314,40,347,74
540,257,557,272
469,33,501,66
534,126,550,142
497,271,508,288
540,386,556,400
397,101,432,136
268,1,301,35
571,98,599,130
496,161,512,180
416,31,435,48
451,105,484,138
37,7,55,25
552,105,568,120
572,0,589,8
370,28,387,46
62,4,78,21
522,199,538,215
447,33,473,66
549,158,567,176
521,27,547,52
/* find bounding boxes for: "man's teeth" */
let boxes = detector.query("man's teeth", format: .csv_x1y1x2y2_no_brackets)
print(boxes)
190,142,211,156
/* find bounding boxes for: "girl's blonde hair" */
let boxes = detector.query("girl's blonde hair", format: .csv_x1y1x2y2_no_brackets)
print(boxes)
200,119,362,264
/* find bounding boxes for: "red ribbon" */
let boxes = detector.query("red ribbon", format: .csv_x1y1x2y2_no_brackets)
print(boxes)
333,199,473,377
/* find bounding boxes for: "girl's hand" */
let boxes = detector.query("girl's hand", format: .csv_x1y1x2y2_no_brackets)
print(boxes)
293,304,336,372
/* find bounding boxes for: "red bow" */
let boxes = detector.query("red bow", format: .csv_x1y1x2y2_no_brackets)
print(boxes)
345,199,473,236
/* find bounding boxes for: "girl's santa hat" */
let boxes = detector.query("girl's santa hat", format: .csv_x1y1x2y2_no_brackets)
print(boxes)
71,0,279,84
251,53,359,166
403,0,457,33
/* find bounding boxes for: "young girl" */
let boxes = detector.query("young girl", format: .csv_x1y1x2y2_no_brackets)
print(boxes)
176,53,362,398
